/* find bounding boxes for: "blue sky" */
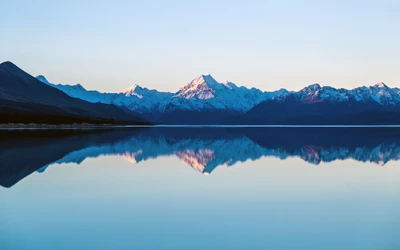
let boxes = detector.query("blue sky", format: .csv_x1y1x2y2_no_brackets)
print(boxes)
1,0,399,92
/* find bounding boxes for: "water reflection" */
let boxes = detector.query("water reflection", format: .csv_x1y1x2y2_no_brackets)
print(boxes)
1,127,400,188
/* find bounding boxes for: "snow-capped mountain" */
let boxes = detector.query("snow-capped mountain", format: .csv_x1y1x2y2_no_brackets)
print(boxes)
235,81,400,125
36,75,173,113
38,74,400,112
294,82,400,105
170,74,289,111
36,73,400,124
36,74,290,115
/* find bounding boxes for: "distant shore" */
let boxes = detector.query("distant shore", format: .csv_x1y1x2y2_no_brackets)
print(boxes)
0,123,119,129
1,123,400,130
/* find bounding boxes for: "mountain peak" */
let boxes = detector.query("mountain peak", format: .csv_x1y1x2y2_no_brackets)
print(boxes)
36,75,50,84
124,84,144,98
0,61,20,70
0,61,15,67
0,61,24,75
308,83,321,89
36,75,85,91
124,84,140,92
175,74,221,99
193,74,218,86
372,82,388,88
300,83,321,93
72,83,85,91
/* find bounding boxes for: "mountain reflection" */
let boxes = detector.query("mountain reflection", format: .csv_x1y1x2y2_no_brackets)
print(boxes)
1,127,400,188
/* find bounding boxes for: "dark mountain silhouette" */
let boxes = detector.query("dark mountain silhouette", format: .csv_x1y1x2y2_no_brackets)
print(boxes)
1,127,400,188
0,128,145,188
0,61,148,125
229,94,400,124
145,108,241,125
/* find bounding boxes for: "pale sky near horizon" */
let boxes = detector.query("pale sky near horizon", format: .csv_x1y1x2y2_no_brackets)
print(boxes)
1,0,399,92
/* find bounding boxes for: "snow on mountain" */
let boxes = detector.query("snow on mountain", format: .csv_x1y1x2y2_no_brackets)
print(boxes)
36,74,290,114
170,74,290,111
365,83,400,105
175,74,219,99
288,82,400,105
124,84,143,98
123,84,172,103
36,74,400,119
297,84,352,103
36,75,173,112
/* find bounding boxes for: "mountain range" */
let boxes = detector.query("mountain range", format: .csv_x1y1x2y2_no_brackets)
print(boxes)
37,73,290,124
37,67,400,125
236,82,400,125
1,60,400,125
0,61,147,125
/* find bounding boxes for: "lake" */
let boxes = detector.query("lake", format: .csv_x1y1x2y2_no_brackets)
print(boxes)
1,127,400,250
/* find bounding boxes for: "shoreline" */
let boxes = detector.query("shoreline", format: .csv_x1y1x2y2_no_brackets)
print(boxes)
0,123,152,129
1,123,400,130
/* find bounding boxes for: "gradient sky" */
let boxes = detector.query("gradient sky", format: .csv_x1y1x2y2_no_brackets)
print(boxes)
1,0,399,92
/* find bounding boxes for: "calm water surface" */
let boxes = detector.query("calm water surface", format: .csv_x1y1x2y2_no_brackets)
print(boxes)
1,127,400,250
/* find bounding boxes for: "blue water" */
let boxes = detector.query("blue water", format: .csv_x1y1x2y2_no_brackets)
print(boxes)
1,127,400,250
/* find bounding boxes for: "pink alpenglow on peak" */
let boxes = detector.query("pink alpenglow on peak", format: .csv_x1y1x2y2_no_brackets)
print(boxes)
124,84,144,98
175,74,221,100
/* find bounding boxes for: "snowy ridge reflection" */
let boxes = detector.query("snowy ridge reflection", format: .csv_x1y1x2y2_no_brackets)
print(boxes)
1,127,400,187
